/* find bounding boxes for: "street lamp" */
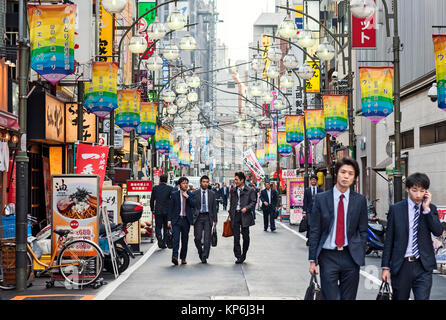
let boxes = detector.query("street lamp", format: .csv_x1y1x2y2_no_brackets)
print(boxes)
267,46,282,62
250,82,263,97
187,90,198,103
316,38,335,61
166,8,187,31
251,54,265,72
262,91,274,104
129,35,148,53
179,32,197,51
296,29,316,48
102,0,127,14
187,74,201,88
280,73,294,89
145,52,163,71
297,62,314,80
163,40,180,60
266,63,280,79
176,94,188,108
167,103,178,115
161,89,176,103
350,0,377,18
147,17,167,40
274,98,285,111
283,51,299,69
175,78,188,94
278,14,298,39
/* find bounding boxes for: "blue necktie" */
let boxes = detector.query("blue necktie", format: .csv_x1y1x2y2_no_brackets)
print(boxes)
202,191,207,212
412,205,420,259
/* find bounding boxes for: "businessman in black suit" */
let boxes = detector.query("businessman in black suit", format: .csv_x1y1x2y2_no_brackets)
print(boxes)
303,175,323,244
381,173,443,300
308,157,368,300
228,172,257,264
168,177,197,265
193,176,218,264
222,183,230,210
259,181,278,231
150,174,173,249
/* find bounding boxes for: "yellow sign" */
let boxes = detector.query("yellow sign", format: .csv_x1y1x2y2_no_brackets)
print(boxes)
99,0,113,62
65,103,97,143
261,34,270,80
306,61,320,93
45,94,65,143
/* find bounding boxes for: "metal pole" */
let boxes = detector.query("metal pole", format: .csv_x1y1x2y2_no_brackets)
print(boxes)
392,0,402,202
129,130,135,178
15,0,29,291
108,12,116,183
347,0,355,159
303,82,309,188
77,81,84,141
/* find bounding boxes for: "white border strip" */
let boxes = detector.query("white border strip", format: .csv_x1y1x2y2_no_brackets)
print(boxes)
94,243,158,300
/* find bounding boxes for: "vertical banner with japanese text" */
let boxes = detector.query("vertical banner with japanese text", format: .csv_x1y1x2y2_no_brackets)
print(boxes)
305,109,325,145
255,148,265,166
305,61,320,93
285,114,304,146
352,0,377,48
29,4,76,85
359,66,394,124
137,102,157,139
74,143,110,203
433,35,446,111
243,149,265,181
278,130,293,157
84,61,118,118
98,0,113,61
138,1,157,60
323,94,348,137
116,89,141,132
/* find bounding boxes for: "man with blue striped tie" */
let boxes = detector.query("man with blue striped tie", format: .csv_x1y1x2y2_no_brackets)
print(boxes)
381,173,444,300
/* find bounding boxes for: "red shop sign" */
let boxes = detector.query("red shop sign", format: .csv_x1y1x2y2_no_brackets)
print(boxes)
127,180,153,193
352,1,377,49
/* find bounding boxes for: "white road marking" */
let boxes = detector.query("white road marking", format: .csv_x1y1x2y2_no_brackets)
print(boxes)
93,243,158,300
211,296,300,300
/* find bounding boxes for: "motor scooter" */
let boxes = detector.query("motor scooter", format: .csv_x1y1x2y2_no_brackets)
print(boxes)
366,199,386,256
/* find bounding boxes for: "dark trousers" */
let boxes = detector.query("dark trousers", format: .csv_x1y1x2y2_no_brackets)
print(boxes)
391,259,433,300
262,207,275,230
222,197,228,210
318,248,360,300
194,213,212,259
154,214,168,244
232,212,250,259
172,217,190,260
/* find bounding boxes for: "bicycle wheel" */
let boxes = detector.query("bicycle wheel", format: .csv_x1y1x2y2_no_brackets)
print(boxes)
0,243,32,290
57,239,103,287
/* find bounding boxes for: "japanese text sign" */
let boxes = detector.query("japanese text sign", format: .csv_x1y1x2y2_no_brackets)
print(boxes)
352,1,377,49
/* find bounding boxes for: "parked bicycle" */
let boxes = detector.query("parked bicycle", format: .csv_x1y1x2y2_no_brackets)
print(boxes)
0,217,104,290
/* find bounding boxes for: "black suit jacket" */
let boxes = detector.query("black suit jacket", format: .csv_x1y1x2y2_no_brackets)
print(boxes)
382,200,443,274
150,183,174,215
228,186,256,228
222,187,229,199
259,189,278,211
168,190,197,226
193,189,218,226
213,188,223,201
303,186,323,215
308,188,368,266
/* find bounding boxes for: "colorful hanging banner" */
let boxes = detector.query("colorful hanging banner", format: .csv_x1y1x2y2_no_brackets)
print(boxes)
359,66,394,124
136,102,157,139
155,126,170,154
323,94,348,137
305,109,325,145
115,90,141,132
433,35,446,111
285,115,304,146
265,142,277,162
255,148,265,166
278,131,293,157
170,141,180,166
84,61,118,118
243,149,266,181
98,0,113,62
29,4,76,85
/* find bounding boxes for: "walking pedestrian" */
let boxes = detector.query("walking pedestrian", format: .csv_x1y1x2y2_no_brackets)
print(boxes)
222,183,229,211
213,183,223,213
167,177,197,265
259,181,278,232
303,175,323,245
150,174,173,249
308,157,368,300
381,172,443,300
193,175,218,264
228,172,257,264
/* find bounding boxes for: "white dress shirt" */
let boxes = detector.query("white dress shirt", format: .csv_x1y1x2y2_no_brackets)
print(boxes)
236,185,244,210
200,188,209,212
323,187,350,249
267,189,271,203
405,198,431,257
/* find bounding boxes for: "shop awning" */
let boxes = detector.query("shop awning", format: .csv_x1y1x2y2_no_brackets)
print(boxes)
0,110,20,131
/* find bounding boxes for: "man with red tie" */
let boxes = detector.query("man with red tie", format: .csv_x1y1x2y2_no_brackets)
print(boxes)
308,157,368,300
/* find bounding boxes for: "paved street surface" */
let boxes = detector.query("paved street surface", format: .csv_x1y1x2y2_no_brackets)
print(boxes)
2,209,446,300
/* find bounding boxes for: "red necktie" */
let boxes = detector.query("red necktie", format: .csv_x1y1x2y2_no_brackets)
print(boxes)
335,194,345,248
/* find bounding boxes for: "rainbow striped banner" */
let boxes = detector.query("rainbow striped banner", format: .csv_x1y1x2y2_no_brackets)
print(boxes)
84,62,118,118
285,115,304,146
255,148,265,166
265,142,277,162
170,141,180,166
433,35,446,111
323,95,348,137
116,90,141,132
278,131,293,157
305,109,325,145
136,102,157,139
29,4,76,85
155,126,170,154
359,67,394,124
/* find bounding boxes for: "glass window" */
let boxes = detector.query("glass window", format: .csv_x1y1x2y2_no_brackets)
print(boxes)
420,125,435,146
